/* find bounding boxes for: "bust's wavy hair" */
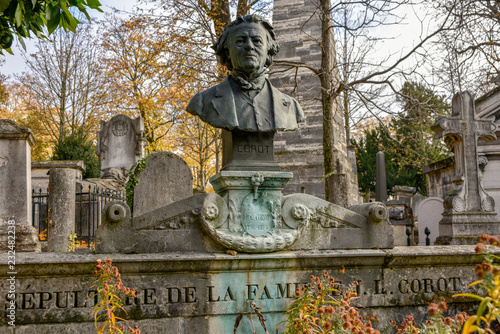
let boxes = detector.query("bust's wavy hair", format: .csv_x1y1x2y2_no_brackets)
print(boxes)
212,14,280,71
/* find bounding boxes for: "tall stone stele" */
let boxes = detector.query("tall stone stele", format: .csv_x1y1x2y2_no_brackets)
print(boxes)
432,91,500,244
96,114,146,175
270,0,359,205
0,119,41,252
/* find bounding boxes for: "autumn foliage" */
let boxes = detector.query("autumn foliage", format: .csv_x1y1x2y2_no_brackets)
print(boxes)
91,259,140,334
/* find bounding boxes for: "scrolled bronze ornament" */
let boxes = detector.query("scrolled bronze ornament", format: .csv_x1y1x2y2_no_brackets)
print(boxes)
199,193,307,253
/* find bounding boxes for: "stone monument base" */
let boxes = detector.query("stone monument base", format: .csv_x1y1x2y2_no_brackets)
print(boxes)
0,247,483,333
0,222,41,252
96,169,394,253
436,212,500,245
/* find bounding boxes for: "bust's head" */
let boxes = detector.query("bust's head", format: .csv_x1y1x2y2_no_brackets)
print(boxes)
213,14,280,76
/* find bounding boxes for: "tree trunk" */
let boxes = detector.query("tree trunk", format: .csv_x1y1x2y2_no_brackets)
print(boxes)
319,0,338,202
210,0,230,36
237,0,250,16
342,8,350,145
59,40,72,139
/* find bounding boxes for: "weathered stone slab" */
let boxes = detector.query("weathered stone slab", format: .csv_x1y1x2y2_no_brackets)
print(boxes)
96,114,146,174
0,246,483,332
96,195,226,254
133,151,193,217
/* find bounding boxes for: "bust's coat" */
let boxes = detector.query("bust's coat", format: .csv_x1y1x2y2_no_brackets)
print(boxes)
186,77,304,132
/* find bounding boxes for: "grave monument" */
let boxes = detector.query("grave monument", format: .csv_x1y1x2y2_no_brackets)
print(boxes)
96,114,146,176
0,15,485,334
0,119,41,252
97,14,393,254
432,91,500,244
424,87,500,217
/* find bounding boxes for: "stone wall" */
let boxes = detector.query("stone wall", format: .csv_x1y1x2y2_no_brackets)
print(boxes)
476,86,500,216
31,160,85,192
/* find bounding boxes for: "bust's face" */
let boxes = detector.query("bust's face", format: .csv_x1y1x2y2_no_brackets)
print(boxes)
228,22,269,76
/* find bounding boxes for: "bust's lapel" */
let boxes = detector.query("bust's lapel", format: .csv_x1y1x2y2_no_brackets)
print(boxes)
270,82,291,129
212,78,238,128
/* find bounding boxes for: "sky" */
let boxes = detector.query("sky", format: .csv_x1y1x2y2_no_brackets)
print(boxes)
1,0,138,76
1,1,435,83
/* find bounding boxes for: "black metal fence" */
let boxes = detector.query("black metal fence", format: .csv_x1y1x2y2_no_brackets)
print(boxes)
31,185,126,248
32,188,49,241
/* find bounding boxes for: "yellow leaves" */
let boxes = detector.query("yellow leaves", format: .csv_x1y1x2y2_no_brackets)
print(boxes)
91,260,139,333
102,14,207,155
175,113,220,191
462,316,479,334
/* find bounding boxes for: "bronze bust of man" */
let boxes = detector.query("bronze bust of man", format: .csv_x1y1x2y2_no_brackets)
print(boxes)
186,14,304,132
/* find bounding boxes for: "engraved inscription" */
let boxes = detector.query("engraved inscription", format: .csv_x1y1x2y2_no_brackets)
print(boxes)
237,145,271,154
5,276,467,311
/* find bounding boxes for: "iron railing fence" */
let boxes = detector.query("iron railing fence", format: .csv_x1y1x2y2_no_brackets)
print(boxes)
32,188,49,241
31,185,126,249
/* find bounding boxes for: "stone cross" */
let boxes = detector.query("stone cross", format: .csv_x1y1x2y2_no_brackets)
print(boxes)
432,91,497,213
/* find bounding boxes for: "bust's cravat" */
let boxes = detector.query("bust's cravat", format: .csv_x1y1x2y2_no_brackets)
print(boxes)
229,76,274,131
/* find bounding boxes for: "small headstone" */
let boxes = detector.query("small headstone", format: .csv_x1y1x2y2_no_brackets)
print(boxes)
417,197,444,245
376,151,387,202
0,119,41,252
133,152,193,217
96,114,146,174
